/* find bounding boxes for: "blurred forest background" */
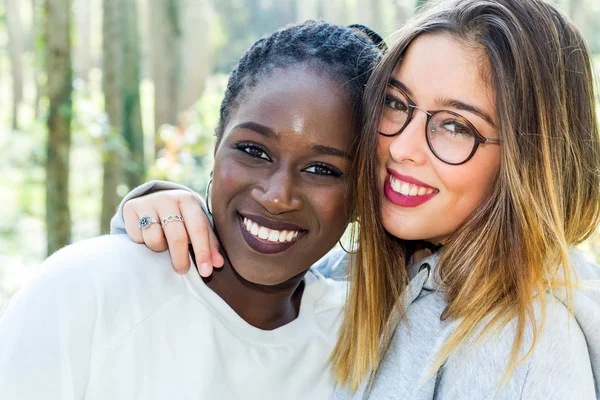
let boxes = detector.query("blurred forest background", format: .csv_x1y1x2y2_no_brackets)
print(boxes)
0,0,599,306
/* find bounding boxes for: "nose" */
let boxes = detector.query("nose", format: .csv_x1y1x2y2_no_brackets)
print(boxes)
251,168,303,215
387,110,429,165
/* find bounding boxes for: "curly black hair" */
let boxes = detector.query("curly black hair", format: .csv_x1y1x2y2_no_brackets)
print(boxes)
214,20,384,147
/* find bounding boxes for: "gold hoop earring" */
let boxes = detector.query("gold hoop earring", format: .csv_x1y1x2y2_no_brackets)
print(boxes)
338,220,359,254
338,239,357,254
205,171,213,215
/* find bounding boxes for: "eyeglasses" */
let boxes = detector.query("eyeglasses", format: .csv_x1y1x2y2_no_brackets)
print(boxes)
378,84,502,165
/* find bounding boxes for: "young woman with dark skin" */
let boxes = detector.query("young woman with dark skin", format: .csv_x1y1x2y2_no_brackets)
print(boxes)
117,1,600,398
0,21,383,399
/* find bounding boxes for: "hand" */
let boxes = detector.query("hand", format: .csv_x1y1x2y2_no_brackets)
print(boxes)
123,190,225,276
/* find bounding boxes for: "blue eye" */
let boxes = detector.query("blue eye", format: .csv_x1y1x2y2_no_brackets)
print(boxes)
303,163,343,177
235,143,272,161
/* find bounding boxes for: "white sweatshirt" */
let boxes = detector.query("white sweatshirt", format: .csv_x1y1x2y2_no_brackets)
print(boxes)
0,235,347,400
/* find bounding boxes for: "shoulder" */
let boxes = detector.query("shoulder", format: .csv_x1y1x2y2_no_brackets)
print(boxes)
305,268,348,312
0,235,188,398
36,235,180,291
310,247,350,281
439,297,595,399
519,297,596,398
2,235,187,325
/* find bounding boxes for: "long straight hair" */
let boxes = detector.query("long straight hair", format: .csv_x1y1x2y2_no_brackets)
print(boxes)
331,0,600,391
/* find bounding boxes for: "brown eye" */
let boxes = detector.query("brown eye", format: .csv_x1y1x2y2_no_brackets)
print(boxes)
235,143,272,161
436,119,474,138
303,163,342,177
384,95,409,114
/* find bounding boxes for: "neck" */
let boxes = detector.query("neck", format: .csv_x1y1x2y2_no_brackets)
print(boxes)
202,257,306,330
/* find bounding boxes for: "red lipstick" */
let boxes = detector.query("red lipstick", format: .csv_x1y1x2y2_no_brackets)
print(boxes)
383,169,438,208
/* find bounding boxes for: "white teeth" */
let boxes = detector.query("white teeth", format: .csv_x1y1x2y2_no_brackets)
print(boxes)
258,227,269,240
400,183,410,195
278,231,288,242
242,216,300,244
268,230,279,242
389,176,436,197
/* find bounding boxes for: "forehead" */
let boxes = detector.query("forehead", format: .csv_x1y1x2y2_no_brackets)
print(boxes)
394,33,495,113
226,67,356,145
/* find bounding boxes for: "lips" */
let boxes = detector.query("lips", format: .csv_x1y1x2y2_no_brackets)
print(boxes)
383,169,438,207
237,213,306,255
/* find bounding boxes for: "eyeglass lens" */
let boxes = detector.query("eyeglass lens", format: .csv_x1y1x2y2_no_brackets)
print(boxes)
380,85,479,164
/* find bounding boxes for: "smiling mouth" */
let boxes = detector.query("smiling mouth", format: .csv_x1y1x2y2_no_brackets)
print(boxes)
237,213,305,255
241,216,300,243
384,175,438,208
389,175,436,196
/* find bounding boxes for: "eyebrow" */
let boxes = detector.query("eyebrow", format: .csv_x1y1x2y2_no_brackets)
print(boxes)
311,144,351,160
387,79,496,128
388,78,413,97
233,121,351,160
438,97,496,128
233,122,277,138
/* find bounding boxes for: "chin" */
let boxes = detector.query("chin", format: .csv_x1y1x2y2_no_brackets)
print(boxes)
229,257,308,287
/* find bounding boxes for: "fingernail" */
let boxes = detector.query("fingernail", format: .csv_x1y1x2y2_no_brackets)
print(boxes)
200,263,211,276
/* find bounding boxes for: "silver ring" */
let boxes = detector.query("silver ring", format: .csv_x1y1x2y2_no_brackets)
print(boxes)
162,214,184,228
139,215,159,230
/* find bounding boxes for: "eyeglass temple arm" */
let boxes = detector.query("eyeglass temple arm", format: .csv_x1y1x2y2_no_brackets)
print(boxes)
484,137,502,144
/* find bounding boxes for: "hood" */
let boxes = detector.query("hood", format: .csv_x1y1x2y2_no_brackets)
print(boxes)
563,250,600,397
411,248,600,395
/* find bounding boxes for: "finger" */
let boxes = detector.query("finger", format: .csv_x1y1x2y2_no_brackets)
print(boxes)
180,201,218,277
123,202,144,243
140,211,168,252
208,230,225,269
160,212,192,274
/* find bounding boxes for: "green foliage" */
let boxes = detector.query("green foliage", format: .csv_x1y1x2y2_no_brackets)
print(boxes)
2,0,600,307
147,74,227,193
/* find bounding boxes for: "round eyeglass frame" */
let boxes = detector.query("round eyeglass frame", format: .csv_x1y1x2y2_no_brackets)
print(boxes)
378,85,502,165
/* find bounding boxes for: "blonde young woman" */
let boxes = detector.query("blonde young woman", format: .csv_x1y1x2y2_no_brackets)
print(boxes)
114,0,600,398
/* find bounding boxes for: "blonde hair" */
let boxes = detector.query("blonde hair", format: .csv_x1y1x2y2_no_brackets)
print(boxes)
332,0,600,392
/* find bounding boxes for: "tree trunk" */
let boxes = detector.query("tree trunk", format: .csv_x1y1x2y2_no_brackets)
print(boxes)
100,0,122,233
31,0,43,118
150,0,183,150
119,0,145,189
149,0,212,155
99,135,122,234
178,1,211,112
5,0,24,130
74,0,92,80
45,0,72,255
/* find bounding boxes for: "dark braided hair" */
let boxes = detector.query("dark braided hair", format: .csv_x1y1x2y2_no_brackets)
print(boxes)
214,20,384,147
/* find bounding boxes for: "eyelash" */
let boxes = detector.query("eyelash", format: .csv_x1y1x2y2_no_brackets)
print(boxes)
234,143,343,178
235,142,272,161
304,163,343,178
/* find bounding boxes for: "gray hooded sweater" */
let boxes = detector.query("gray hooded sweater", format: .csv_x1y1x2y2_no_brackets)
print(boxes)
328,250,600,400
112,181,600,400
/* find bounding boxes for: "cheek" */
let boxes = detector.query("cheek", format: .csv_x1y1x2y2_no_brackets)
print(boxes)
310,185,351,232
437,150,500,212
377,135,390,162
211,159,249,213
